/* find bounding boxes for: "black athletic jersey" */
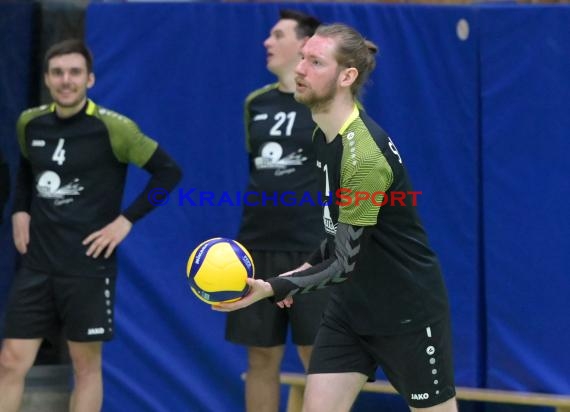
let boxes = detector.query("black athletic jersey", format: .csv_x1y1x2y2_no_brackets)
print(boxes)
269,106,449,335
15,100,158,277
237,83,323,252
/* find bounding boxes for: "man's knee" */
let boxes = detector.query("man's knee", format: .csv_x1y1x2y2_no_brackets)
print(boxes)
248,346,285,371
68,342,102,377
0,342,38,376
410,397,458,412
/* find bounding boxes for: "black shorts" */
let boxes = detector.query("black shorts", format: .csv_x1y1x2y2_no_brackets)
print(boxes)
225,250,330,347
308,313,456,408
2,267,116,342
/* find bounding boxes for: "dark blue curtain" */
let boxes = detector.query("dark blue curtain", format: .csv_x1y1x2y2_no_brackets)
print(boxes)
480,5,570,394
0,2,36,335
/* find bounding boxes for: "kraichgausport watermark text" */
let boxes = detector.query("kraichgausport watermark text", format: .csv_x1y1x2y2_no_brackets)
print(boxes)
148,188,422,207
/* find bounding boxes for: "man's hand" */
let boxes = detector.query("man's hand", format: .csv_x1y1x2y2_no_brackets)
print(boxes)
12,212,31,254
212,278,274,312
82,215,133,259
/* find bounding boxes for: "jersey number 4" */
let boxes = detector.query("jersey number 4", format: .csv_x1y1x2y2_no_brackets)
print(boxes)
51,138,66,165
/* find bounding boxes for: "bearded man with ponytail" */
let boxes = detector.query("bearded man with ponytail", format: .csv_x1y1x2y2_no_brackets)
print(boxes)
215,23,457,412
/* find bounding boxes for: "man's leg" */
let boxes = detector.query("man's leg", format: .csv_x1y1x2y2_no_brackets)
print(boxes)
302,372,366,412
245,345,285,412
67,341,102,412
0,338,43,412
296,345,313,371
411,397,458,411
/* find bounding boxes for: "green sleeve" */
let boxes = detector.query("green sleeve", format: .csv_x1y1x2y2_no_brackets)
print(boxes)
98,109,157,166
16,115,29,158
16,105,50,158
243,97,252,153
338,134,393,226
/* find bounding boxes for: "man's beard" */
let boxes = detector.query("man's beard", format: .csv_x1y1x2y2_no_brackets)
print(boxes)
295,78,337,113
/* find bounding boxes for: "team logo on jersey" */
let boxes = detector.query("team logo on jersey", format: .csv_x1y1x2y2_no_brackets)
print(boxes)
253,142,307,176
31,139,46,147
36,170,84,206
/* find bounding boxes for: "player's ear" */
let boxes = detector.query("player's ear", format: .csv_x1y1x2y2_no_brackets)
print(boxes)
87,72,95,89
339,67,358,88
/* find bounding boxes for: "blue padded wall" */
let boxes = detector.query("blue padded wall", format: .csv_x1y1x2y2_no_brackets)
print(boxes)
0,2,36,332
480,5,570,394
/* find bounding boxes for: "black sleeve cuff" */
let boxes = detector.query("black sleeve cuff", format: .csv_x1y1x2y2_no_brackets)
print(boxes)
122,146,182,223
267,277,294,302
12,155,32,214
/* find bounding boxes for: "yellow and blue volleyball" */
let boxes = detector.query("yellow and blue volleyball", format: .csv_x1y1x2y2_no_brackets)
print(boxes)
187,237,254,304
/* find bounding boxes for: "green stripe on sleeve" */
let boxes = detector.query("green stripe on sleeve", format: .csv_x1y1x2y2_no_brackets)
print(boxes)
96,107,157,166
338,122,393,226
16,105,51,158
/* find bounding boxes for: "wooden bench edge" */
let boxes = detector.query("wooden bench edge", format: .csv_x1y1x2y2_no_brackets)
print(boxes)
279,372,570,407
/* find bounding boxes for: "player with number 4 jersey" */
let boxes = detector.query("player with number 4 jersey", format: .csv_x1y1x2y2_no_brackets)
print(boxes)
13,100,165,277
0,39,182,412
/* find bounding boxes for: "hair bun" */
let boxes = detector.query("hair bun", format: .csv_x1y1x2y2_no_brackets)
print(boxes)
365,40,379,55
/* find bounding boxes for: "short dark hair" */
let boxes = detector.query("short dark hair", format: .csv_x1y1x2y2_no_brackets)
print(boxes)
279,9,321,39
44,39,94,73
